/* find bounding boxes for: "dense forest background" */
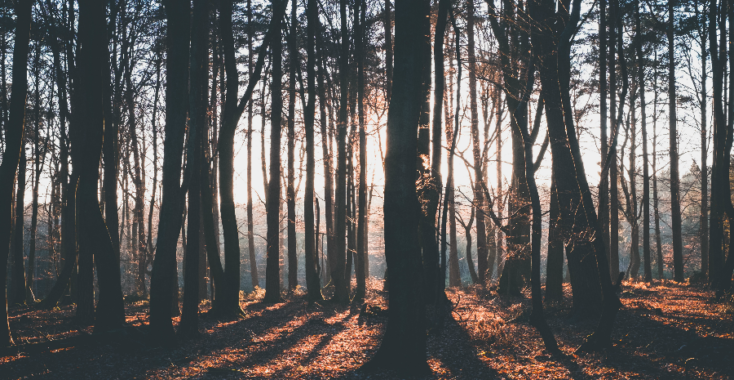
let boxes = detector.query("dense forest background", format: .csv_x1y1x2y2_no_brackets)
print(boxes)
0,0,733,377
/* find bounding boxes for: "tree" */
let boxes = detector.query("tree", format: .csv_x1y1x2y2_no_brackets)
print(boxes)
330,0,351,304
149,0,191,343
286,0,298,291
179,0,209,338
0,0,32,348
75,0,125,334
668,0,684,282
304,0,324,302
354,0,368,302
264,0,286,303
361,0,430,372
466,0,488,285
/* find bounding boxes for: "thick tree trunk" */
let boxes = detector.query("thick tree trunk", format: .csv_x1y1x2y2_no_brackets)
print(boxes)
75,0,126,335
179,0,209,337
361,0,430,371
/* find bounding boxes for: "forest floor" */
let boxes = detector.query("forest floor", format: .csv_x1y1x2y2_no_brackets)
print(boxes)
1,278,733,379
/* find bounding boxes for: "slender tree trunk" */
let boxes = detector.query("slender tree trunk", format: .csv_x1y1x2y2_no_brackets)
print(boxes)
467,0,488,285
219,0,243,312
305,0,323,302
149,0,191,342
384,0,392,101
636,0,652,282
10,144,27,306
609,0,620,280
331,0,350,304
264,0,286,303
317,27,333,288
599,0,610,266
668,0,684,282
698,1,708,278
287,0,298,291
446,34,460,288
354,0,368,302
545,176,564,302
27,43,43,304
653,67,664,279
629,87,640,279
247,0,259,290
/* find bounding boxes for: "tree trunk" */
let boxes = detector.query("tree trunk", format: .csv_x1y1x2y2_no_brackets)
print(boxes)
27,42,43,304
247,0,259,291
609,0,619,280
305,0,324,302
467,0,488,285
599,0,610,268
149,0,191,343
75,0,126,335
636,0,652,282
0,0,31,347
354,0,368,302
653,76,664,279
331,0,350,304
698,0,708,278
264,0,286,303
10,144,27,306
668,0,684,282
317,26,333,288
361,0,430,371
287,0,298,291
545,176,564,302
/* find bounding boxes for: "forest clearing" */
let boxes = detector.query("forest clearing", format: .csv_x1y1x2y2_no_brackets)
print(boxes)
1,279,732,379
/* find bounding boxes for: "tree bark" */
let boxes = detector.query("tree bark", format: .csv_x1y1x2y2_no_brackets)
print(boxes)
263,0,287,303
247,0,259,291
305,0,324,302
0,0,31,346
467,0,488,285
149,0,191,343
545,176,564,302
636,0,652,282
10,144,27,306
331,0,350,304
75,0,126,335
286,0,298,291
668,0,684,282
361,0,430,371
354,0,368,302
